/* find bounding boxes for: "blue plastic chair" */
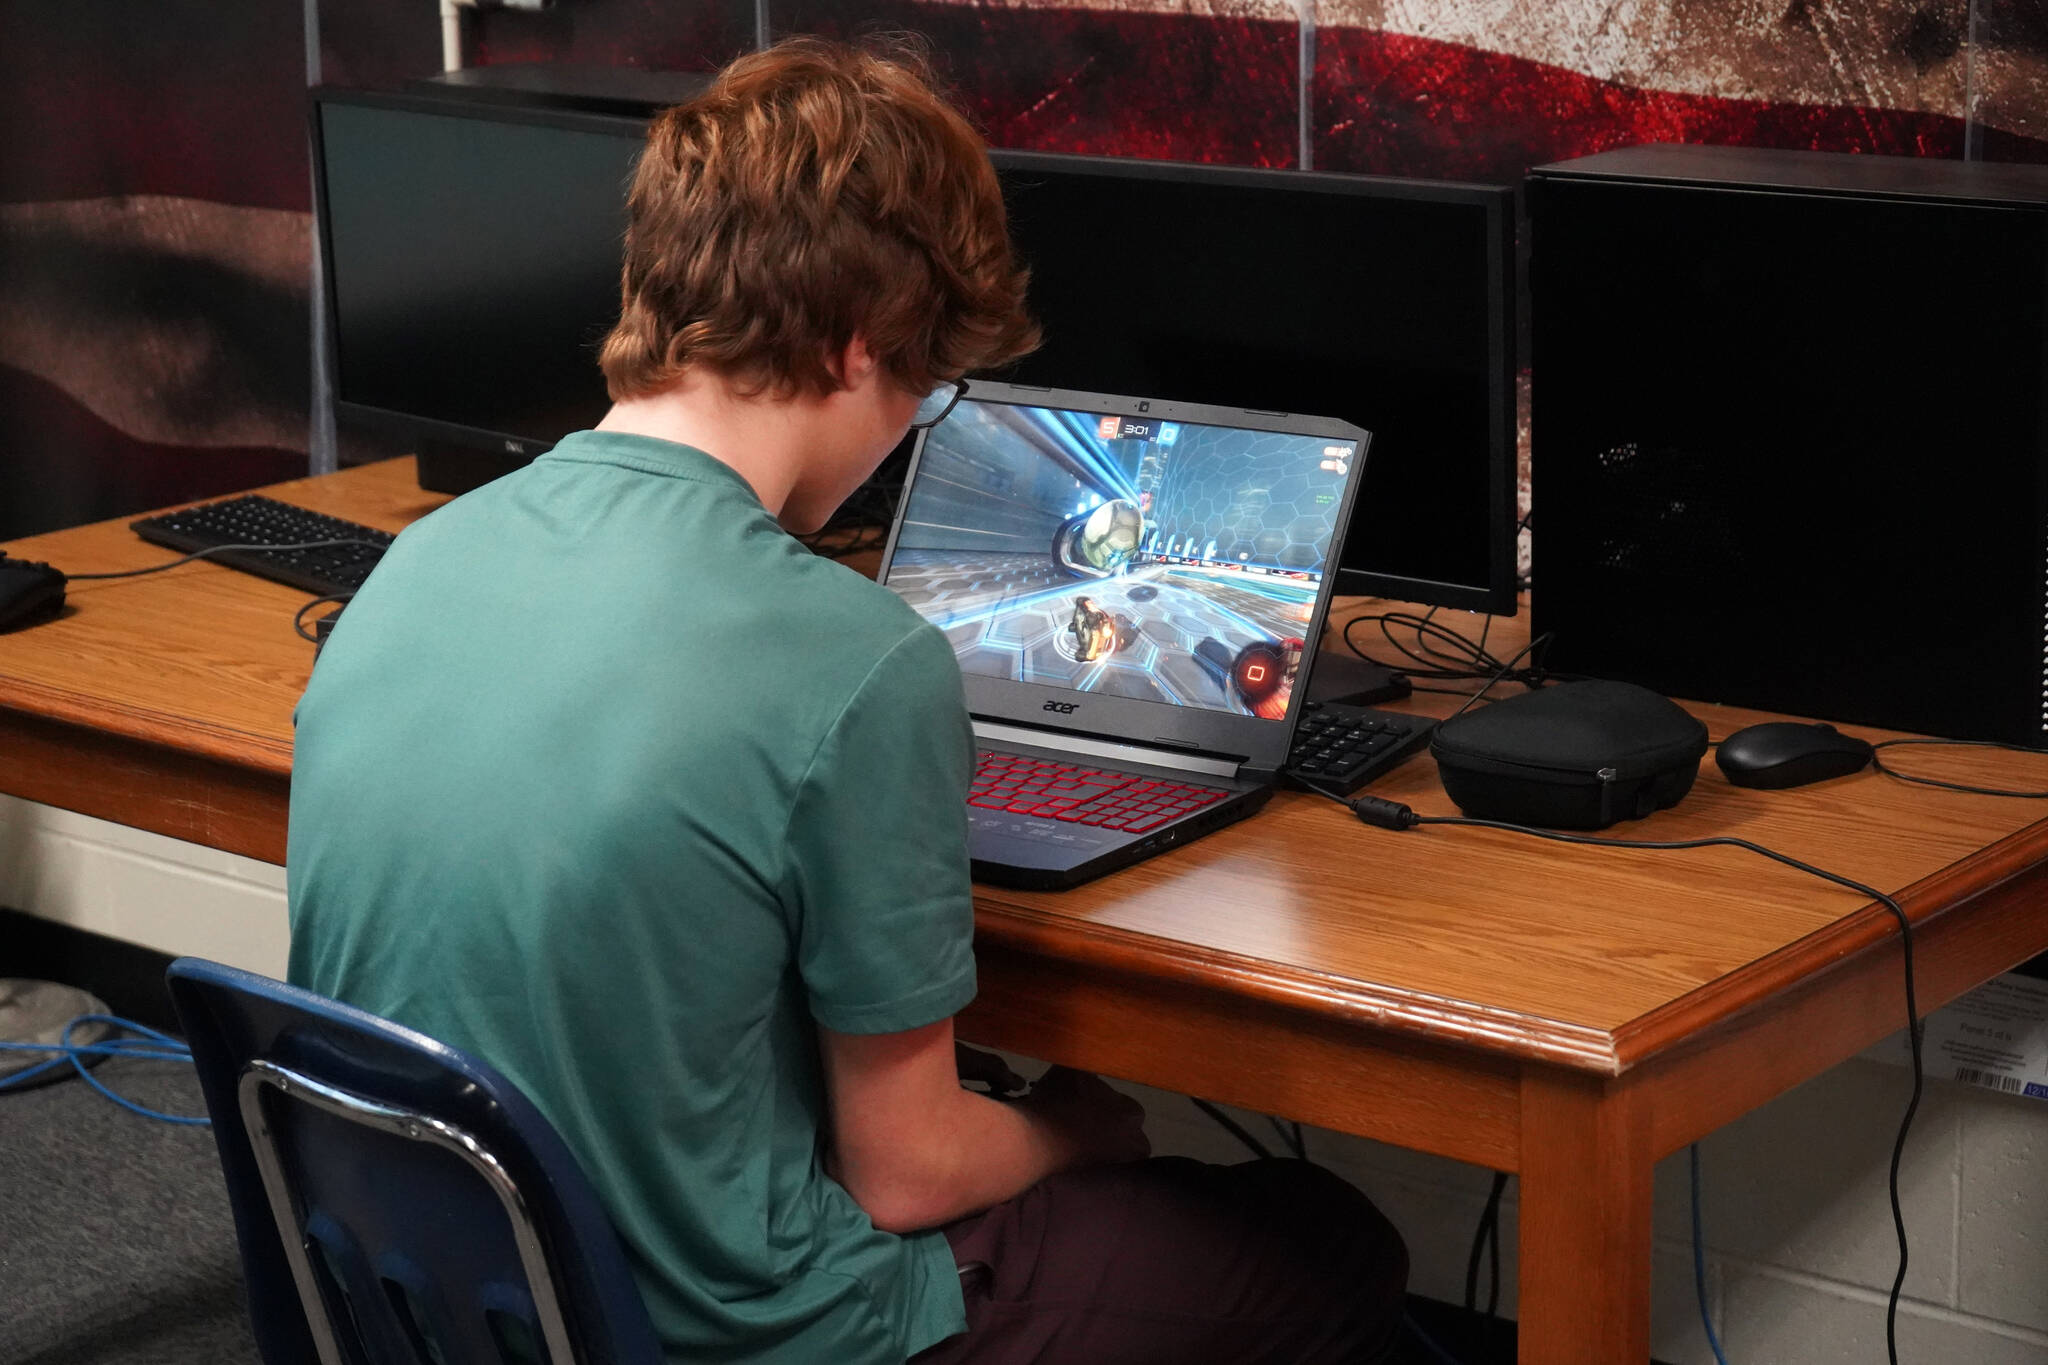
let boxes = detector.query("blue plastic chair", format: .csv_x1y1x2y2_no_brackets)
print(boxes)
167,957,663,1365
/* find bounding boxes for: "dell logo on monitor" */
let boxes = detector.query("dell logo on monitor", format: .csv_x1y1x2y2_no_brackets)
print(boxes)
1043,700,1079,714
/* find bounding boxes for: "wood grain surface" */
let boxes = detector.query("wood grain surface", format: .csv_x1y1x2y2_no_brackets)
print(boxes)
0,461,446,862
0,459,444,772
5,458,2046,1080
13,458,2042,1365
1517,1069,1655,1364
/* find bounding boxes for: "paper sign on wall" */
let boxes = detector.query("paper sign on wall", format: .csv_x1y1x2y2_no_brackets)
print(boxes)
1868,971,2048,1102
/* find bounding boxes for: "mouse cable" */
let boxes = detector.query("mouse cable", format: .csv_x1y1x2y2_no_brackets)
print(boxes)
64,539,391,581
1870,737,2048,799
294,591,356,643
1312,787,1924,1365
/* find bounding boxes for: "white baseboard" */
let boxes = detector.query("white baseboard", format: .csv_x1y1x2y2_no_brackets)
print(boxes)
0,795,288,976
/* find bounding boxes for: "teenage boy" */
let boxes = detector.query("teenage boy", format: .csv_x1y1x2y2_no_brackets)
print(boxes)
289,36,1406,1365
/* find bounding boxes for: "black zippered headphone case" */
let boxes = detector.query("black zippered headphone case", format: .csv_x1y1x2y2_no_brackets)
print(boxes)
1429,680,1709,830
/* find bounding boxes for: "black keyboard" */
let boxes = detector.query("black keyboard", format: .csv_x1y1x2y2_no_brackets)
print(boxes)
131,495,394,598
1285,701,1436,795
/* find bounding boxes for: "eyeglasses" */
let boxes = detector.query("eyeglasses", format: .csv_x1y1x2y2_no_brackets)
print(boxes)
909,378,969,430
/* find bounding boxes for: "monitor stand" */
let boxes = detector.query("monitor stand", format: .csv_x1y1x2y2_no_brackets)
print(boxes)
1305,649,1411,707
415,440,535,496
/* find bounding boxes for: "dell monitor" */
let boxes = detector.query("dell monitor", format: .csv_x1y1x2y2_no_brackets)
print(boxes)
312,88,645,493
989,151,1518,615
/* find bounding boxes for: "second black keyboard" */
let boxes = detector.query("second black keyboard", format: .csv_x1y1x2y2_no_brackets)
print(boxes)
131,495,394,598
1285,701,1436,796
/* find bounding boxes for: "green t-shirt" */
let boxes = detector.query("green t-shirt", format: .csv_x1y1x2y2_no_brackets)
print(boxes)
287,431,977,1364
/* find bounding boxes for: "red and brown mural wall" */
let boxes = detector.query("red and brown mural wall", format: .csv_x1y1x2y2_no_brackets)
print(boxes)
5,0,2044,540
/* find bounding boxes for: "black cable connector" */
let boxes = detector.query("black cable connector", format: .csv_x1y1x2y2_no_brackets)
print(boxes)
1349,795,1421,830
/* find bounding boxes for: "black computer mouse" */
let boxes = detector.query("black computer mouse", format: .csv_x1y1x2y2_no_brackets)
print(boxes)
1715,721,1874,789
0,554,66,632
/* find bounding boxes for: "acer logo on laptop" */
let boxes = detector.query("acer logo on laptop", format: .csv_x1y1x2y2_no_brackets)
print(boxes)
1043,700,1079,714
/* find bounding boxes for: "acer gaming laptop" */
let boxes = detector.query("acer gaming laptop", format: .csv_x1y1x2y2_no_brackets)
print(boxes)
877,382,1370,888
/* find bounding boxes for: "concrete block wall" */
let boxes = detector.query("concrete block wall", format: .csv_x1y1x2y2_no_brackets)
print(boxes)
4,793,2044,1360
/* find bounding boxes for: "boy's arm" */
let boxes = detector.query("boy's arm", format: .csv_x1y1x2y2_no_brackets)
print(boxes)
819,1017,1149,1234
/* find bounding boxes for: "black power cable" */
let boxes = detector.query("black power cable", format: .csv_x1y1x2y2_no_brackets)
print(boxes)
1265,1114,1308,1160
1463,1172,1510,1317
56,539,386,644
1323,790,1925,1365
294,592,356,644
1191,1098,1274,1160
1416,604,1494,671
1338,607,1578,707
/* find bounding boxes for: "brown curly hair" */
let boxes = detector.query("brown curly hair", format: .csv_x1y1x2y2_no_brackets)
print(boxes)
598,36,1039,402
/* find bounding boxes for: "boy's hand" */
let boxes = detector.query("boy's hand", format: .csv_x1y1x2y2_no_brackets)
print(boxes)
955,1043,1027,1096
1022,1065,1151,1166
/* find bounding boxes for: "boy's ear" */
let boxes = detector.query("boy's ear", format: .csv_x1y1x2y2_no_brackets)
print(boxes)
828,336,882,390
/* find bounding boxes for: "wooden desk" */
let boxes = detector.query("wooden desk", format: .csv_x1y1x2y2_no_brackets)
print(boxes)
7,457,2048,1364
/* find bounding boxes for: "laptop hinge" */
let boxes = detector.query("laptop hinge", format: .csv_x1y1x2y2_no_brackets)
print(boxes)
973,720,1245,782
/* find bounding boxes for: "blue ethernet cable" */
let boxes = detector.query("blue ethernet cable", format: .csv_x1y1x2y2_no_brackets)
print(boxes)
0,1013,209,1125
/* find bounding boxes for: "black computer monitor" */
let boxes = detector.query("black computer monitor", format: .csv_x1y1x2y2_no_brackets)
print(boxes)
312,88,646,493
990,151,1518,615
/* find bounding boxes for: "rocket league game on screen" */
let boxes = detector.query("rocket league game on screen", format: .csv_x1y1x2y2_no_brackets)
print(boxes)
884,401,1358,719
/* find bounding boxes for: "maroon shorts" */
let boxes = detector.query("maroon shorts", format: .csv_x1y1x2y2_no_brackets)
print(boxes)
910,1157,1408,1365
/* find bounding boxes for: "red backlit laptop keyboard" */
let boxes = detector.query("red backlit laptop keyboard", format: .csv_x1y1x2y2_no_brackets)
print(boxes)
970,752,1229,834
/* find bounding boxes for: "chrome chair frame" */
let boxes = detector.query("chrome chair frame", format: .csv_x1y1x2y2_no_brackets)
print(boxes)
237,1058,580,1365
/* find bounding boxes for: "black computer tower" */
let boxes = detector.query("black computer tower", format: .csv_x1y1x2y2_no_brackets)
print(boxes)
1529,144,2048,746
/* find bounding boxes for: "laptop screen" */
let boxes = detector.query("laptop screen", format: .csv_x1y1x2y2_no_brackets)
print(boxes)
882,397,1362,721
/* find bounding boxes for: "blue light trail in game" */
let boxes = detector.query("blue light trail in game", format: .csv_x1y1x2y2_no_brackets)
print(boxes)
1162,569,1321,604
1023,407,1140,505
